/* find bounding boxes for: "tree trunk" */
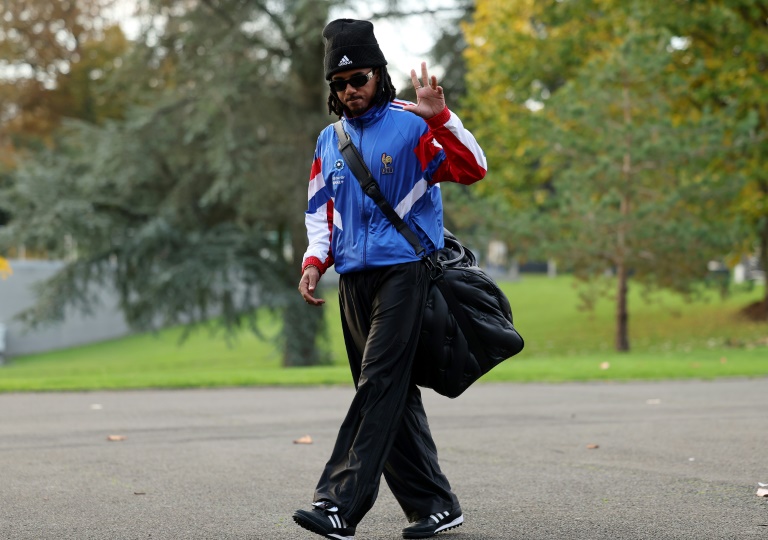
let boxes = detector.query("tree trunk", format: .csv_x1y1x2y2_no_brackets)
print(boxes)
615,261,630,351
279,0,331,367
282,292,327,366
281,219,329,367
760,215,768,311
616,78,632,352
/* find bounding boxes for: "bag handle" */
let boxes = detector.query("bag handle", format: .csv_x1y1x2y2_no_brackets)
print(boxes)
333,121,426,258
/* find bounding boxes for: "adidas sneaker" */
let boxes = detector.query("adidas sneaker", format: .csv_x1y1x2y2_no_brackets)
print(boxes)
293,500,356,540
402,508,463,539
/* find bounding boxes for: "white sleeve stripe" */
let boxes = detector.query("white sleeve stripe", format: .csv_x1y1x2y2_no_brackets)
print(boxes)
443,111,488,170
308,172,325,201
395,179,429,219
303,202,331,262
333,207,344,231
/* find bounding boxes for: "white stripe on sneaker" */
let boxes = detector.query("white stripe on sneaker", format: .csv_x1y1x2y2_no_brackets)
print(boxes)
435,514,464,533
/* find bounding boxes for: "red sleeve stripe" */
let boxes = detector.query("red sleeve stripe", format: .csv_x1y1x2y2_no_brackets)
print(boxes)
309,156,322,180
326,198,334,233
429,109,487,185
414,131,443,172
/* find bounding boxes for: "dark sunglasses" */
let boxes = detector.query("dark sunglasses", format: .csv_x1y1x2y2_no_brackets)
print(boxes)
329,70,375,93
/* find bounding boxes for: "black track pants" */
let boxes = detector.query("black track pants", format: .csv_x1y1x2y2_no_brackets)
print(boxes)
314,261,459,526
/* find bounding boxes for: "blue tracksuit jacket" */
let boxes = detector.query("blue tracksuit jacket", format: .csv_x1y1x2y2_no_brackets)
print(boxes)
302,101,487,275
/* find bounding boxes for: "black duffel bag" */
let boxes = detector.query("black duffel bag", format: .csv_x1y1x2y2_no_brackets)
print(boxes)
412,230,525,398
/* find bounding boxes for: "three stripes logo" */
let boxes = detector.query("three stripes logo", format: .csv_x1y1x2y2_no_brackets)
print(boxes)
327,514,346,528
430,511,449,523
338,55,353,67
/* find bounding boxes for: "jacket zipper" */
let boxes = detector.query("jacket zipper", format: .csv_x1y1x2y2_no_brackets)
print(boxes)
359,124,368,268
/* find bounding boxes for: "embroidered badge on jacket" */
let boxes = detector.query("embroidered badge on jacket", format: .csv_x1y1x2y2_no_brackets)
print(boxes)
381,153,394,175
332,159,345,188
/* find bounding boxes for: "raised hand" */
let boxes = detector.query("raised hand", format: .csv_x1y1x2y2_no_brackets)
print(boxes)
403,62,446,119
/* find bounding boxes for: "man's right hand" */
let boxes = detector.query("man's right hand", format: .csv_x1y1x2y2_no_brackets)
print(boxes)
298,265,325,306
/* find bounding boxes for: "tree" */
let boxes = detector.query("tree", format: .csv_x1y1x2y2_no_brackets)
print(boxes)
664,0,768,317
1,0,332,365
0,0,128,234
463,0,744,350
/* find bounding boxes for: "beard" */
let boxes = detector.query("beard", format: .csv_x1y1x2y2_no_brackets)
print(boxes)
341,85,381,117
344,97,369,117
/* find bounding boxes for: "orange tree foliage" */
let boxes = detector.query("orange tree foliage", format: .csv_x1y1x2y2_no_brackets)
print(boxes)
0,0,127,155
0,0,128,232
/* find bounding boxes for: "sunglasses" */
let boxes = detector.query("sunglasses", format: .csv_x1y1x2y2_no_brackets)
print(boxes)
329,70,375,93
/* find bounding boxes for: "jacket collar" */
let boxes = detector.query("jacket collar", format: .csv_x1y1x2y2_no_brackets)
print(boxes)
344,101,388,129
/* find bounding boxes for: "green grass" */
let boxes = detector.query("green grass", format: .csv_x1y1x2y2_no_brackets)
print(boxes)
0,311,352,392
506,276,767,357
1,275,766,392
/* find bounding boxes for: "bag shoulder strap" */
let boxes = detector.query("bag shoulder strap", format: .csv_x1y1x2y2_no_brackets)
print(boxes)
333,120,425,257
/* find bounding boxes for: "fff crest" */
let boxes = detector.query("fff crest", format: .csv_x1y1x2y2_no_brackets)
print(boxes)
380,153,394,175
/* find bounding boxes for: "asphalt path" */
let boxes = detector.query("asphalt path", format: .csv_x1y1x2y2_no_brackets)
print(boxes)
1,379,766,539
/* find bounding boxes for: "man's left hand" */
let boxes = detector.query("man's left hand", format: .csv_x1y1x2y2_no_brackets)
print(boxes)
403,62,445,119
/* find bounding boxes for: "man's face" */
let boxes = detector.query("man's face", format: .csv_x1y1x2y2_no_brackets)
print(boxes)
330,67,379,117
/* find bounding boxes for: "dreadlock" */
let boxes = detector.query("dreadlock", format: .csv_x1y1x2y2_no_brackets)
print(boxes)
327,66,398,118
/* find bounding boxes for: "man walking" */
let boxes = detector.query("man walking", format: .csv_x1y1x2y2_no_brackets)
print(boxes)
294,18,487,540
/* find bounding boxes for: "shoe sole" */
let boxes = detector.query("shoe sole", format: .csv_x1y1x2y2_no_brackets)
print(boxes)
403,515,464,539
293,513,354,540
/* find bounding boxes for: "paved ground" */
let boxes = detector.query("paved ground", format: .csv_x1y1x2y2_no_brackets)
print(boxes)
1,379,766,539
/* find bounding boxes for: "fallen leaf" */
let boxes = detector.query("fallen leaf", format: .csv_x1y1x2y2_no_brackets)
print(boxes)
757,488,768,497
720,357,727,364
586,444,599,449
107,435,127,442
599,362,610,370
293,435,313,444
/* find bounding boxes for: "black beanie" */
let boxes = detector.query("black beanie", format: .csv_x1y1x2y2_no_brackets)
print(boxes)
323,19,387,80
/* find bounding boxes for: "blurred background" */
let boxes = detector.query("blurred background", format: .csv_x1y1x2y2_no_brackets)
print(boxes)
0,0,766,389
